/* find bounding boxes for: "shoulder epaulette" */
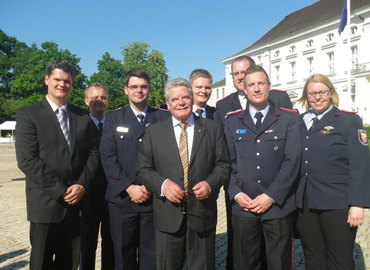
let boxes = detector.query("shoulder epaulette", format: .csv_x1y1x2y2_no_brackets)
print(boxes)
279,107,298,114
226,109,243,116
108,107,122,112
270,89,287,93
340,109,357,114
157,107,169,112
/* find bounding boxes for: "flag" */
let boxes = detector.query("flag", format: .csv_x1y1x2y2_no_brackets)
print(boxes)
338,0,348,34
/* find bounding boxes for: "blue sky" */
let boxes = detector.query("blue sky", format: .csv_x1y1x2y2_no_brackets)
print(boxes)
1,0,319,82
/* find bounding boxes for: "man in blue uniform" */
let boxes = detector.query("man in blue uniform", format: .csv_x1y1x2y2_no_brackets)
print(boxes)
100,68,167,270
224,65,301,270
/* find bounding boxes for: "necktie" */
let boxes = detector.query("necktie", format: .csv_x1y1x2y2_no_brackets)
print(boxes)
178,123,189,196
97,121,103,138
255,112,263,129
56,108,71,149
137,114,145,126
310,117,319,130
195,108,204,118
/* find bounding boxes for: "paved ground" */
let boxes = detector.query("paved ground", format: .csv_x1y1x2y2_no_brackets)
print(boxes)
0,143,369,269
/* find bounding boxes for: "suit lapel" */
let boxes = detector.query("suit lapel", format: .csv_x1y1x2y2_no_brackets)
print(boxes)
189,118,205,167
240,109,258,134
229,92,243,111
67,105,77,155
162,117,182,166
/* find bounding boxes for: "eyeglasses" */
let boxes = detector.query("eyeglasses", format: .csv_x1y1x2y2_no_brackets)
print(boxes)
307,90,330,98
127,85,149,90
230,71,246,77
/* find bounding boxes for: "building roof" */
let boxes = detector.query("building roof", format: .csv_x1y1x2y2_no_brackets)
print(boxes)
212,78,226,88
225,0,370,60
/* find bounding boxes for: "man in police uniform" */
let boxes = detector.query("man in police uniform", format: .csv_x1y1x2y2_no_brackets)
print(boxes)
100,68,167,270
224,65,301,270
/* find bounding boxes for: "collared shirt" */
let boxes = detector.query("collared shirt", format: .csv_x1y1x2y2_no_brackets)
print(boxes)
90,116,106,129
193,105,206,118
249,104,270,125
130,105,148,124
238,93,247,110
46,95,69,128
303,105,333,130
172,114,195,160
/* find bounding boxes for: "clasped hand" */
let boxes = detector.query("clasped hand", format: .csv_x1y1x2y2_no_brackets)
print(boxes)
163,180,211,203
236,193,273,214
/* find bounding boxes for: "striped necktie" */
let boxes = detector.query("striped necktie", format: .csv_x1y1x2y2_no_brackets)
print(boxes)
56,107,71,149
178,123,189,196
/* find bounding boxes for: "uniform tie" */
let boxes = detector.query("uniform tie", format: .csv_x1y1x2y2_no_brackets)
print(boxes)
97,121,103,138
310,117,319,130
255,112,263,129
137,114,145,126
178,123,189,196
56,108,71,149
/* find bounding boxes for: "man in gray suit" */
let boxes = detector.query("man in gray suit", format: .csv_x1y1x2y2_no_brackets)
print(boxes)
136,78,230,270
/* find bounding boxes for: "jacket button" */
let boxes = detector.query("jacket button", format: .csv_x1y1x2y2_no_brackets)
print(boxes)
257,166,260,170
256,152,260,156
257,139,261,143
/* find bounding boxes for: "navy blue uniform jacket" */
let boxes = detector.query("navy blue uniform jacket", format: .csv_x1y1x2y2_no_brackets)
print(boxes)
296,106,370,209
100,106,168,212
224,105,301,220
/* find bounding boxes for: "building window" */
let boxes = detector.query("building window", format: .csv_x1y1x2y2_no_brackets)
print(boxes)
275,65,280,83
307,57,314,75
216,89,219,99
351,46,358,69
306,39,313,48
326,33,334,42
328,52,334,74
289,45,296,54
290,62,296,81
274,50,280,58
351,26,358,35
222,88,225,98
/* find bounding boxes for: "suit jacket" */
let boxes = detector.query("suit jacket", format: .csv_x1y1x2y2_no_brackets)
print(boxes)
215,90,292,126
15,98,99,223
136,116,230,233
296,106,370,210
205,105,217,120
224,105,301,220
100,106,168,212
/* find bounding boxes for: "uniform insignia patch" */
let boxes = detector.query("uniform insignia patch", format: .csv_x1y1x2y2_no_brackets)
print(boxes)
273,145,279,151
358,129,368,146
264,129,274,133
236,129,246,134
320,126,334,134
117,126,129,133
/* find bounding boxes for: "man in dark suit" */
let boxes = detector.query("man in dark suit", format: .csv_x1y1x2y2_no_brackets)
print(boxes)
215,55,292,126
189,69,217,119
15,60,98,270
136,78,230,270
224,65,301,270
100,68,166,270
80,83,114,270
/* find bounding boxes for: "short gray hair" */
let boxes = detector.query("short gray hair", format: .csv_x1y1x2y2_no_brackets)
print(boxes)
164,78,192,101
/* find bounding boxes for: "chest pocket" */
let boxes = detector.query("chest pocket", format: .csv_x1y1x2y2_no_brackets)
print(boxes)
263,132,286,155
234,133,252,159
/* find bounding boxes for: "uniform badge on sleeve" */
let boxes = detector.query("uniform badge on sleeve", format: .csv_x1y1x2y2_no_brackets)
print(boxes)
236,129,247,134
358,129,368,146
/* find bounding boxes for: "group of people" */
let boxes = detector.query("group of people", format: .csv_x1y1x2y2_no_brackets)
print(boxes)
15,57,369,270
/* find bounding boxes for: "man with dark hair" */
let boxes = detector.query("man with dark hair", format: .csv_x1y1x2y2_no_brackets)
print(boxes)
224,65,300,270
100,68,166,270
136,78,230,270
80,83,114,270
15,60,98,270
189,69,217,119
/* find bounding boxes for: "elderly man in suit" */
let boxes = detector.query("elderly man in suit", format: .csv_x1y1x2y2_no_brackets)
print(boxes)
189,69,217,119
224,65,301,270
100,68,167,270
80,83,114,270
15,60,98,270
136,78,230,270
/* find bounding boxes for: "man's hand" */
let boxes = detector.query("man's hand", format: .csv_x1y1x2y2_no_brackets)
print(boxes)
163,180,184,203
192,181,211,200
248,193,274,214
235,192,253,211
347,206,364,228
126,184,151,204
63,184,85,205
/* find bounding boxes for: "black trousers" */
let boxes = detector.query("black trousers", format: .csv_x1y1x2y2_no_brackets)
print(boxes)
80,199,114,270
296,202,357,270
29,208,81,270
232,215,293,270
109,204,156,270
155,217,216,270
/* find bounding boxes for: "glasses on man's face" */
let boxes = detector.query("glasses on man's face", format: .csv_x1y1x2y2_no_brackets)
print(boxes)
127,85,149,90
307,90,330,98
230,71,246,78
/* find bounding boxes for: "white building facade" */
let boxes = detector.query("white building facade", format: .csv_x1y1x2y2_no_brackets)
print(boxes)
218,0,370,124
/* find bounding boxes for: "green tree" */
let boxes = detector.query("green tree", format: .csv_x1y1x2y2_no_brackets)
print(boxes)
121,41,168,107
88,52,125,110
